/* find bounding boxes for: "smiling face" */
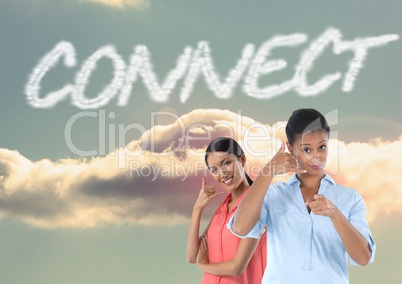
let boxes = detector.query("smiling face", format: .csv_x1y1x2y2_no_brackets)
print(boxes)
287,130,329,177
206,151,247,191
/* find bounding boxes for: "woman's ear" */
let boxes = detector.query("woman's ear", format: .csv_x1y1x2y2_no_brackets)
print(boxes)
240,154,246,167
286,141,293,154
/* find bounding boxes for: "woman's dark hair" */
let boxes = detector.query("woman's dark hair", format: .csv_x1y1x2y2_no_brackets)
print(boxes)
204,137,253,186
285,108,330,145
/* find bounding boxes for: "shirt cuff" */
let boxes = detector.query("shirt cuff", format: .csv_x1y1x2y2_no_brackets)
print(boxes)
226,215,262,239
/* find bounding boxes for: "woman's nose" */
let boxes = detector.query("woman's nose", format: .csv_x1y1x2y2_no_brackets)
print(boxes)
220,166,230,175
312,152,321,162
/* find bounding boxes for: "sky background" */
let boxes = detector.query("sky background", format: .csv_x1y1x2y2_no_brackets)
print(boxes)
1,0,402,283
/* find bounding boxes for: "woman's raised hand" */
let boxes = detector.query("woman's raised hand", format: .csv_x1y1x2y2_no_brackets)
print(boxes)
267,142,307,176
194,178,225,210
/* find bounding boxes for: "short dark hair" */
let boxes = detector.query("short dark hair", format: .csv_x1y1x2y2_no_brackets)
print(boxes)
285,108,330,145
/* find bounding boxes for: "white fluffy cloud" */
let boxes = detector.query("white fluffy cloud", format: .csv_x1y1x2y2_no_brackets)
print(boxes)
335,138,402,222
0,109,401,228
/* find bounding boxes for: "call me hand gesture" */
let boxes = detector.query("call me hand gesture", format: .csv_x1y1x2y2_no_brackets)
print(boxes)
264,142,307,177
194,178,225,211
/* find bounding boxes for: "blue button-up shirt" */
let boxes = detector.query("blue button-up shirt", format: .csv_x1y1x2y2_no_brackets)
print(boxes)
228,174,376,284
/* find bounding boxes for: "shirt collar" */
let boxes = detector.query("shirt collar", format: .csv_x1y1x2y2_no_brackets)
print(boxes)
220,189,249,214
286,173,336,186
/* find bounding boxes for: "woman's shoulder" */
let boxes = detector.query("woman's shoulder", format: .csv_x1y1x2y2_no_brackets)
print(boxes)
268,181,288,191
327,179,363,204
267,181,292,199
269,174,299,192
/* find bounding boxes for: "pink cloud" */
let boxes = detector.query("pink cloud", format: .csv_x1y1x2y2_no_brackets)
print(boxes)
81,0,150,9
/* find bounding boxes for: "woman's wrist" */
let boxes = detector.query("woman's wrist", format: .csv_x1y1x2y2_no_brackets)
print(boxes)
193,204,204,213
261,162,274,177
328,205,342,221
197,260,208,270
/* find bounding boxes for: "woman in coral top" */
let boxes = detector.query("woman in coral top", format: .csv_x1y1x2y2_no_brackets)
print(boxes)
186,137,266,284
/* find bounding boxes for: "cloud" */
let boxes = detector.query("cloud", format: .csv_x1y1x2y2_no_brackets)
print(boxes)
333,137,402,222
81,0,150,9
0,109,401,228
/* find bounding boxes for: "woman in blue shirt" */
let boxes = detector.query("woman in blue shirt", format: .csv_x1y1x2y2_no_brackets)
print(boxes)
229,108,376,284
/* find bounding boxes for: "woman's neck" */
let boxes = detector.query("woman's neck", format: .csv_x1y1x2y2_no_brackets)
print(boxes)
296,173,325,192
231,178,250,202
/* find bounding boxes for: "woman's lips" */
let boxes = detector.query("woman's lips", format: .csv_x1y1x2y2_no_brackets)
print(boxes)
223,176,233,185
310,165,321,170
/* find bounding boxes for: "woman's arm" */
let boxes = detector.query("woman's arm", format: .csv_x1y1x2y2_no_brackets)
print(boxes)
197,235,263,276
307,194,372,265
186,178,224,263
233,143,305,236
186,207,212,263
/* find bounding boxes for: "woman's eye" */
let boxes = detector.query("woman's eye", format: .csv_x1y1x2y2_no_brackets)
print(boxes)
224,161,231,166
302,148,310,153
210,168,217,174
319,145,326,150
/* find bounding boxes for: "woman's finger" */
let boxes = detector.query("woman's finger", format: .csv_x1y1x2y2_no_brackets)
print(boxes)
276,141,285,155
206,186,216,191
201,236,208,251
314,194,325,200
286,166,306,173
199,237,205,251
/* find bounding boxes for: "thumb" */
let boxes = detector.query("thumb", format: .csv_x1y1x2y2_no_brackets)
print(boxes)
276,141,285,154
202,177,206,188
